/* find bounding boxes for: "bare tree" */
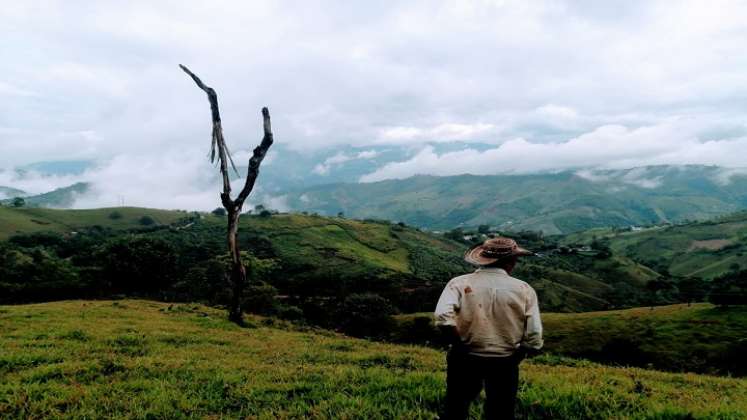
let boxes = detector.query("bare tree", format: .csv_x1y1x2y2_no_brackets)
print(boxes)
179,64,274,325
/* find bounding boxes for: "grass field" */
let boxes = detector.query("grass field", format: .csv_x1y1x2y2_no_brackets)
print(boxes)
1,300,746,419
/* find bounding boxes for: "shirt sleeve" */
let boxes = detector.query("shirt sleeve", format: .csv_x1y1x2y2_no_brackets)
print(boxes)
434,279,461,327
522,286,544,350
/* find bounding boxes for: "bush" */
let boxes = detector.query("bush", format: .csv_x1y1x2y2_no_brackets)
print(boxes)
242,282,279,315
108,211,123,220
0,244,83,303
709,270,747,306
211,208,226,217
138,216,156,226
337,293,395,338
99,236,178,294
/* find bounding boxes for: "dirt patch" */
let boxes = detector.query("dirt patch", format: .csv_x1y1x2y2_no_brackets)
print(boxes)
688,239,732,251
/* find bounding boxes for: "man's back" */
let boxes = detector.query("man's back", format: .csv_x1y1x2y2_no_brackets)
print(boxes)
435,267,543,357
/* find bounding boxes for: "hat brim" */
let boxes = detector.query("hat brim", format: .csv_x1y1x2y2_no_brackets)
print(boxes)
463,244,534,266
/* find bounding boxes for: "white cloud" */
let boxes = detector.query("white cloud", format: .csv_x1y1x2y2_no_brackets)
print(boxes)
360,120,747,182
713,167,747,186
379,123,496,143
312,150,380,175
0,81,37,97
1,0,747,198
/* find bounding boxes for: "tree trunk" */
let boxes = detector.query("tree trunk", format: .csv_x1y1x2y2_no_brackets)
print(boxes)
180,64,274,325
227,208,246,323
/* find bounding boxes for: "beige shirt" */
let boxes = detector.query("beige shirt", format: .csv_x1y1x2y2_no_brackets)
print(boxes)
434,267,543,357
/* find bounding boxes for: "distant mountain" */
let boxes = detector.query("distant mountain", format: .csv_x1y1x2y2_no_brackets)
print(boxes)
0,186,26,200
18,160,95,176
0,182,90,208
279,165,747,234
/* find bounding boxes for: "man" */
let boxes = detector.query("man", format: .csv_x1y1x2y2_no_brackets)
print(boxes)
435,237,543,420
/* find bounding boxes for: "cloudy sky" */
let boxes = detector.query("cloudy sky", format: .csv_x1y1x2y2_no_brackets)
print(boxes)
2,0,747,207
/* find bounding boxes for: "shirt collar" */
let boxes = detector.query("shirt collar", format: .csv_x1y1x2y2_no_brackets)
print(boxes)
476,267,508,275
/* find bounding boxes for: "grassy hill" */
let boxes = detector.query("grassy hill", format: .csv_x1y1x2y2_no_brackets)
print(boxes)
1,300,745,419
394,303,747,376
0,206,186,240
281,165,747,234
561,211,747,279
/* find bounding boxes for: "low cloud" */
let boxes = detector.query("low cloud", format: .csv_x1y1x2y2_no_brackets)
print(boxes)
360,121,747,182
713,167,747,186
575,168,662,189
312,150,380,175
378,123,497,143
0,169,83,196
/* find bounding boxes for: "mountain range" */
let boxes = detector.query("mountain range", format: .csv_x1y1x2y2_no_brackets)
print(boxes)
4,162,747,235
278,165,747,234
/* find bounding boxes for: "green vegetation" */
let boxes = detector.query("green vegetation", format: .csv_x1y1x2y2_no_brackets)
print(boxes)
394,303,747,376
1,300,745,419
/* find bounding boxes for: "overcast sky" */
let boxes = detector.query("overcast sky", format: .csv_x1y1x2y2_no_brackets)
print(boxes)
2,1,747,206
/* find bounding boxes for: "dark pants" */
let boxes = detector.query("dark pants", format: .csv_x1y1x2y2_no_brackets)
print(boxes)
443,348,521,420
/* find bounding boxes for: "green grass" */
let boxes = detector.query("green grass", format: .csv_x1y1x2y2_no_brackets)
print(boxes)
0,207,186,240
1,300,745,419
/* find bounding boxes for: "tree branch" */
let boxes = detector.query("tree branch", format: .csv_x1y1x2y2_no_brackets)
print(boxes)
235,107,274,206
179,64,238,197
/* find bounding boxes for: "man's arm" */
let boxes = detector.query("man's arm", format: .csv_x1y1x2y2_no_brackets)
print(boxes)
521,286,543,352
434,280,462,346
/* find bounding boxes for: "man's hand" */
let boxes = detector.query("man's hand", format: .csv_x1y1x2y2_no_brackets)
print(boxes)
515,346,541,361
438,325,462,347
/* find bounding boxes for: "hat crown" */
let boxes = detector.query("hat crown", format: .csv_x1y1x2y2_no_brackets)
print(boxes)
480,237,517,257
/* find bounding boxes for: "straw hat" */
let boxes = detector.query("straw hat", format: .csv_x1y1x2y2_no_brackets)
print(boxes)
464,237,534,266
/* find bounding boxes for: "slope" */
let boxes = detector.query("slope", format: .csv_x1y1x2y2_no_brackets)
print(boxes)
1,300,745,419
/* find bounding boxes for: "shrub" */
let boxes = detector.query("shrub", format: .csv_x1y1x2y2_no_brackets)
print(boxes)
337,293,395,338
211,207,226,217
108,211,123,220
138,216,156,226
99,236,178,294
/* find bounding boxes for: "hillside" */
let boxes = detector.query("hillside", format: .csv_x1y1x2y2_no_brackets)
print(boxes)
0,206,186,240
0,208,474,323
1,205,681,314
561,211,747,280
279,165,747,234
1,300,745,419
0,182,90,208
394,303,747,376
0,206,696,314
